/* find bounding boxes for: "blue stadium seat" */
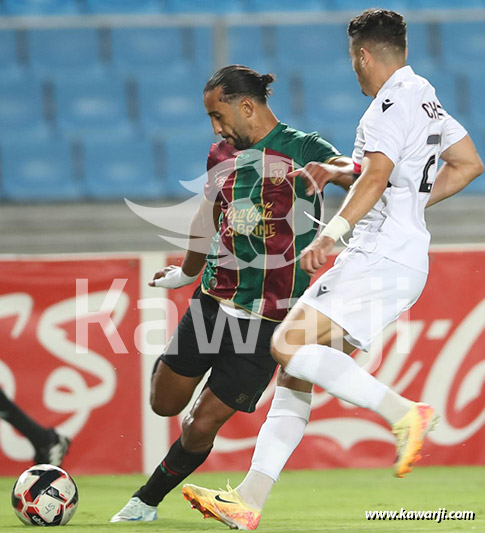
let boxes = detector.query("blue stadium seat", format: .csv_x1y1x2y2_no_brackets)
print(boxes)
84,0,162,13
163,134,213,196
409,0,483,8
1,139,81,201
266,72,293,124
83,138,162,199
228,26,270,72
111,27,212,78
440,22,485,73
0,30,26,81
137,73,208,134
3,0,79,14
248,0,323,11
0,77,49,140
468,72,485,123
28,28,104,79
326,0,410,10
301,69,367,126
54,76,133,139
275,23,349,71
406,23,437,73
424,70,458,117
111,27,185,75
165,0,245,13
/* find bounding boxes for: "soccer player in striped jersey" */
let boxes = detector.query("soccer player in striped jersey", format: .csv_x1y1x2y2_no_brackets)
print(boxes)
111,65,352,523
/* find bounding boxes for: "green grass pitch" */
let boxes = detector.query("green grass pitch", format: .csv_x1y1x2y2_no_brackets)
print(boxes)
1,467,483,532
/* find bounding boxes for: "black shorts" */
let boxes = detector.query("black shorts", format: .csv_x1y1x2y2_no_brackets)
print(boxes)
157,286,278,413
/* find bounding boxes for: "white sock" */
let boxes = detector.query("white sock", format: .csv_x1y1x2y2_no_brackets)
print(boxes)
285,344,391,412
376,387,414,425
236,386,312,510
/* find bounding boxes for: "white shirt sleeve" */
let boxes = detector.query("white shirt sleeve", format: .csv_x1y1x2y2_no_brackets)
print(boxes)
362,100,407,165
440,114,468,154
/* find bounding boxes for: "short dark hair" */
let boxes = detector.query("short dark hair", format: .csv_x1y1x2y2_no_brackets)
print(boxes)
204,65,275,104
348,8,406,53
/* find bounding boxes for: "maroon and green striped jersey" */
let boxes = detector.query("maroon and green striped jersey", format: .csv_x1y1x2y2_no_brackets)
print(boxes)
201,122,340,321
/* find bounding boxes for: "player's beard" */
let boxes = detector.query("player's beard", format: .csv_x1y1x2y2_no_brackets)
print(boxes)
231,133,252,150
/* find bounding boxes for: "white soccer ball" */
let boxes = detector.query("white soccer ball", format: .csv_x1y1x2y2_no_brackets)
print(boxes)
11,464,79,526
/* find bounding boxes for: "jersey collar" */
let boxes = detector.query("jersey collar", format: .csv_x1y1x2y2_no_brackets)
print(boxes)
377,65,415,98
251,122,285,151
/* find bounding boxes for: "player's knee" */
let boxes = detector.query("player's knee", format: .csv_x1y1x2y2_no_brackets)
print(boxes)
150,392,184,417
181,413,219,444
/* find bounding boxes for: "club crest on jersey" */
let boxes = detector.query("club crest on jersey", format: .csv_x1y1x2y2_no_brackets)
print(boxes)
268,162,287,186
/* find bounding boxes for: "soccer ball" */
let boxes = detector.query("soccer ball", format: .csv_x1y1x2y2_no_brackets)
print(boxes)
11,464,79,526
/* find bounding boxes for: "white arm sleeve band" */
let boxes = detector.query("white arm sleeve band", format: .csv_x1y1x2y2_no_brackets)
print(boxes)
153,267,198,289
322,215,351,242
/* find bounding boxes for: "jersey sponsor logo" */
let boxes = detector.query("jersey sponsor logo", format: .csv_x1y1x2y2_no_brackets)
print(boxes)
226,201,276,239
382,99,394,112
269,161,287,186
316,285,329,297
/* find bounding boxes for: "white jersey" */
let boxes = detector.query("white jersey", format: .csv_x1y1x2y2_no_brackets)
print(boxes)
350,65,467,273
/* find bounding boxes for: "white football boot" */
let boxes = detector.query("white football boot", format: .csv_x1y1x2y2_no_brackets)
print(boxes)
110,497,158,522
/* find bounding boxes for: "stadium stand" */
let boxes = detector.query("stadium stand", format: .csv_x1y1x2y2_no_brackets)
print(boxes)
28,28,105,79
54,76,134,140
82,137,162,199
0,76,51,140
0,2,483,201
2,0,79,15
83,0,162,14
1,139,81,201
136,71,208,135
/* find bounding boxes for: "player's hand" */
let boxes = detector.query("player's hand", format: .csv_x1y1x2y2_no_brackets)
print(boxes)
300,236,336,275
287,162,339,196
149,265,198,289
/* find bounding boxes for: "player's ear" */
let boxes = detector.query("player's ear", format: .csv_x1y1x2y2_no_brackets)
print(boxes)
239,97,255,118
360,47,371,67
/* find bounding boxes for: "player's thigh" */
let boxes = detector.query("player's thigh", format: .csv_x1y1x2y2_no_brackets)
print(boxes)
208,317,278,414
151,286,218,415
276,366,313,392
151,360,204,416
271,301,346,364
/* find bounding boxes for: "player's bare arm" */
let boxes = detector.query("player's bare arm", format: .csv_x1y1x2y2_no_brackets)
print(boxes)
149,197,222,287
427,135,483,207
287,156,354,195
300,151,393,275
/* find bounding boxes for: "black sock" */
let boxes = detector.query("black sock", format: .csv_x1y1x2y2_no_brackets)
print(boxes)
134,437,212,506
0,389,50,449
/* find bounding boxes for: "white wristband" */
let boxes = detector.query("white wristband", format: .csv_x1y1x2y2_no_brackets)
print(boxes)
153,266,198,289
322,215,351,242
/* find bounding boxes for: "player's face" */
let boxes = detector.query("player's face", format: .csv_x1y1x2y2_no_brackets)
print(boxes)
204,88,252,150
350,42,371,97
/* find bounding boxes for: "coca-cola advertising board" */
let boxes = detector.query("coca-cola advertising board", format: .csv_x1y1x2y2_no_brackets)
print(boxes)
0,248,483,475
0,256,143,476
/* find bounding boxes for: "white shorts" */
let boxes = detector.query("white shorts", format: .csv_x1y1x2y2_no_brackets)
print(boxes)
299,248,427,351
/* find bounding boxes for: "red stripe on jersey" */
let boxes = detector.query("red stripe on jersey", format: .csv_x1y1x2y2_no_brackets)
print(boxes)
353,161,362,175
207,149,239,301
259,147,297,320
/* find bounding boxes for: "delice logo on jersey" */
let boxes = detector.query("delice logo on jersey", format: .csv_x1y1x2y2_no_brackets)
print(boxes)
125,149,322,271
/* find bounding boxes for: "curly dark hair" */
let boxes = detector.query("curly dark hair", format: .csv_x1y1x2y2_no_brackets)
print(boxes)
348,8,407,53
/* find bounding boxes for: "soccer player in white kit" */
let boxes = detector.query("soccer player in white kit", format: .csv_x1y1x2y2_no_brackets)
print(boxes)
182,9,483,530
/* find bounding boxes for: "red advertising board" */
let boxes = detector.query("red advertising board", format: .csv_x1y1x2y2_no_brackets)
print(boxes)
165,248,485,470
0,249,483,476
0,257,143,476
